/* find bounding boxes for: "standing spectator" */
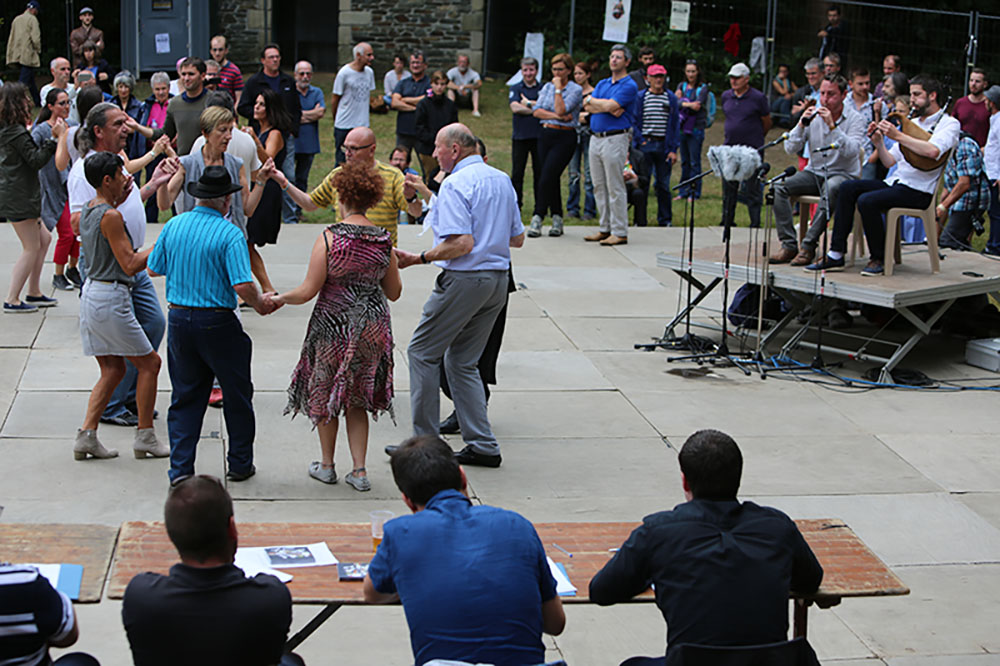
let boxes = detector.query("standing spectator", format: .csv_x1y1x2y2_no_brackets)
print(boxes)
69,6,105,68
210,35,244,107
938,131,991,251
383,53,411,105
583,44,639,246
629,46,656,92
0,83,63,314
625,144,653,227
331,43,376,165
874,54,901,99
983,86,1000,256
293,60,325,214
508,57,542,210
391,51,431,159
721,62,771,228
415,71,459,181
633,64,680,227
528,53,583,238
770,63,797,127
34,90,78,292
78,41,113,95
204,60,222,92
790,58,823,127
112,71,146,161
5,2,41,106
676,59,710,201
848,68,878,180
272,160,401,491
67,72,100,125
39,57,75,110
567,60,596,219
952,68,990,148
157,57,209,156
446,53,482,117
389,145,419,177
147,166,282,484
138,72,173,224
822,52,842,77
818,4,849,60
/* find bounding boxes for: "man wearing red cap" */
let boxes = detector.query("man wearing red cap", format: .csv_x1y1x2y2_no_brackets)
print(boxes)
632,64,680,226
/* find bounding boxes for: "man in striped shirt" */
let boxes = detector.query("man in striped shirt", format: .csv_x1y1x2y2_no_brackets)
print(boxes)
209,35,243,107
276,127,422,245
0,564,96,665
633,64,680,226
148,166,281,486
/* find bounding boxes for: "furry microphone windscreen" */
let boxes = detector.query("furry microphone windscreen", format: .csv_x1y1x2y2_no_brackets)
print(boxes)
707,145,762,182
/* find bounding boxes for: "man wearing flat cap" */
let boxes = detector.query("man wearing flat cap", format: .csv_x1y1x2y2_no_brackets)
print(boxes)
70,6,105,69
147,166,281,487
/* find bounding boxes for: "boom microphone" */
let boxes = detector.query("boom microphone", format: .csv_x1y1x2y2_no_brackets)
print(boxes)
707,145,763,181
814,142,840,153
766,165,797,185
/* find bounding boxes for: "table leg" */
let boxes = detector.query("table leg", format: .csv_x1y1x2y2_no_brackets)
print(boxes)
284,602,342,652
878,299,955,382
793,598,809,638
635,274,722,349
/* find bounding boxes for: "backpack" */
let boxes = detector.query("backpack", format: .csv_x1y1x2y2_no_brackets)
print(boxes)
701,84,717,128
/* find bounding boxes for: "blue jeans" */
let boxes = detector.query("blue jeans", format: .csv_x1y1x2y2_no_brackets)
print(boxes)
294,152,316,218
334,127,350,166
639,139,673,226
987,181,1000,254
567,132,596,217
166,309,255,482
281,135,297,224
104,271,166,418
19,65,38,106
678,130,704,199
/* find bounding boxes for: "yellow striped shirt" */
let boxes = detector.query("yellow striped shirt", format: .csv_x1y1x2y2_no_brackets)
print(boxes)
308,159,408,245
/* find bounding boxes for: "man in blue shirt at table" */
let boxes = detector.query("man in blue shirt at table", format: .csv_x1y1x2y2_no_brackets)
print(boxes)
583,43,639,246
365,434,566,665
147,166,281,486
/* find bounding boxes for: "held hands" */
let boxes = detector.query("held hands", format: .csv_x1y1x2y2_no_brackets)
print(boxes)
152,134,171,156
404,172,431,200
257,292,283,315
151,156,180,185
50,117,67,138
394,248,421,269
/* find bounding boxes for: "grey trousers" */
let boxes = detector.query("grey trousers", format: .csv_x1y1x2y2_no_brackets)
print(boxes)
408,269,509,455
590,132,630,237
774,169,848,251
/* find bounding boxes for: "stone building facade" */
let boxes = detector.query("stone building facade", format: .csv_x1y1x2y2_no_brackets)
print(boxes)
218,0,485,74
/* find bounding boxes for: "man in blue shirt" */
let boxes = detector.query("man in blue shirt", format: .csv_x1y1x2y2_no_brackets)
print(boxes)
583,44,639,246
292,60,325,220
395,123,525,468
391,50,431,160
508,57,543,210
148,166,281,485
365,434,565,665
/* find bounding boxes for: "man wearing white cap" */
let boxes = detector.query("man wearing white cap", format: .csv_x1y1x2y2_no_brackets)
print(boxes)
720,62,771,228
70,7,105,69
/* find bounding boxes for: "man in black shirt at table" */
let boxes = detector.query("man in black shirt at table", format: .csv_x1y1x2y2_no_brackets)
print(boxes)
121,475,304,665
589,429,823,665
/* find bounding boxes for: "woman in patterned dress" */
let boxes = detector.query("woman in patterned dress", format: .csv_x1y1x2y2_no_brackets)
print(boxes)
274,160,402,491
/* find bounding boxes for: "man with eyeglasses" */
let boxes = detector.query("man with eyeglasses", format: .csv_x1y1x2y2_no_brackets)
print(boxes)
392,50,432,163
331,42,376,165
209,35,243,107
274,126,421,245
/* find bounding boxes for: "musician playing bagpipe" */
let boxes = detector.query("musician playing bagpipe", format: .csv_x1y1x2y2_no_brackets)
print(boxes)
771,74,866,266
806,75,960,276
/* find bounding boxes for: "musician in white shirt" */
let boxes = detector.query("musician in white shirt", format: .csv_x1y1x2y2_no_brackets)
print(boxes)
983,85,1000,256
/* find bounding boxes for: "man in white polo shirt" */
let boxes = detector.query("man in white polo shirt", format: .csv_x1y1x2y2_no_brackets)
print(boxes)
446,54,482,117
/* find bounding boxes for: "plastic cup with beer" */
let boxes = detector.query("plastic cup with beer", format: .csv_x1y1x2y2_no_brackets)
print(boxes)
369,510,394,552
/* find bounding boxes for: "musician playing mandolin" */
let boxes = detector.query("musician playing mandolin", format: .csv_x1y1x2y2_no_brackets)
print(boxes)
806,75,960,276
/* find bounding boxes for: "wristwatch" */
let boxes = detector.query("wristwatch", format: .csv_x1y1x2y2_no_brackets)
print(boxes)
420,251,428,264
406,193,418,203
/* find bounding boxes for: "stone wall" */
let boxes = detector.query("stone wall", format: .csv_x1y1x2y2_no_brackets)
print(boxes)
217,0,270,67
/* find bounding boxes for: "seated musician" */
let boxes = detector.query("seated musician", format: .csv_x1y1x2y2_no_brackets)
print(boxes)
121,475,305,666
590,429,823,666
771,74,866,266
365,434,565,666
807,75,960,276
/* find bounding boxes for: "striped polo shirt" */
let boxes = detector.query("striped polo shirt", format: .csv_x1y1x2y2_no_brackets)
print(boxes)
309,159,408,245
218,60,244,101
0,565,75,666
147,205,253,309
641,90,671,139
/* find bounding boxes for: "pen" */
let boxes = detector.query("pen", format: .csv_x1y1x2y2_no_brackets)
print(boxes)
552,543,573,558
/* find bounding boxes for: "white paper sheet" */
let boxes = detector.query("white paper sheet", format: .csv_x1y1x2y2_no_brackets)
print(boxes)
237,541,337,570
546,556,577,595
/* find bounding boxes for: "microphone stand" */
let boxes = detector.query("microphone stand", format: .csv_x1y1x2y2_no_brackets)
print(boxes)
808,145,836,370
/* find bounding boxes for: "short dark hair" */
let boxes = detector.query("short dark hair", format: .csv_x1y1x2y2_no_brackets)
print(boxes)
971,67,989,84
678,429,743,500
261,42,281,59
390,144,411,165
828,4,841,13
0,82,32,127
165,475,234,562
205,90,235,113
850,67,870,80
885,54,901,69
638,45,655,58
180,56,206,75
83,151,122,189
475,137,487,158
520,57,538,69
823,74,848,93
910,74,943,104
389,435,463,506
410,49,425,63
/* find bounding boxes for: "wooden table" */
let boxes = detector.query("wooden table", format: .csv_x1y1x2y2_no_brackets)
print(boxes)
0,523,119,603
108,518,908,647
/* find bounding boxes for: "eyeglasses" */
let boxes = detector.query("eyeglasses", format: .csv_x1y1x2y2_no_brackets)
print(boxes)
55,100,70,106
344,143,375,154
686,59,698,65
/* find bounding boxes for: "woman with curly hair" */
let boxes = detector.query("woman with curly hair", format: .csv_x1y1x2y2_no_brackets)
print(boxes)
274,160,402,491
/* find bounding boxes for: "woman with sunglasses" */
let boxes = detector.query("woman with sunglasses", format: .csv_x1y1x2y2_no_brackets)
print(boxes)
675,60,710,201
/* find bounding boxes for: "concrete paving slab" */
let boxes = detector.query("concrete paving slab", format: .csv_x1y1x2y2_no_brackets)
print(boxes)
0,390,13,433
587,350,749,393
757,493,1000,567
494,351,614,391
233,498,412,524
517,266,665,292
52,600,132,666
19,348,99,390
32,313,84,349
512,234,637,268
807,609,880,662
553,604,669,666
506,289,548,318
887,655,1000,665
817,389,998,435
488,390,660,440
494,495,683,524
528,289,676,318
0,310,43,347
555,317,673,351
876,434,1000,493
0,349,28,393
495,316,576,351
834,564,1000,658
956,493,1000,531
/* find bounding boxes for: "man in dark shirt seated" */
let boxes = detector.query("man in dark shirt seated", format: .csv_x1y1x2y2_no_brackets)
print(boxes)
121,475,304,666
590,429,823,665
364,434,566,665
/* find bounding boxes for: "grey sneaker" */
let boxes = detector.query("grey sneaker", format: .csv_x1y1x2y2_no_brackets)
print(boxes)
73,429,119,460
345,468,372,492
53,274,75,291
133,428,169,458
308,461,337,484
549,215,564,237
527,215,543,238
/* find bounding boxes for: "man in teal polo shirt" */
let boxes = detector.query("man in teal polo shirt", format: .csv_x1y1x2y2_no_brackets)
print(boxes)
147,166,280,485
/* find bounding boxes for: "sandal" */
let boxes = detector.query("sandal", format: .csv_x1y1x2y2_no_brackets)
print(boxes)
308,461,337,484
345,467,371,492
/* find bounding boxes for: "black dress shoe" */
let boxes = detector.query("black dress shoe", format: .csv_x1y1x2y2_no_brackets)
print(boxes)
384,444,399,456
100,410,139,427
438,412,460,434
226,465,256,482
454,445,502,468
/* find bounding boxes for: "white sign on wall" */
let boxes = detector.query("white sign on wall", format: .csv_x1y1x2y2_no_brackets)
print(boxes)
603,0,632,43
671,1,691,32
